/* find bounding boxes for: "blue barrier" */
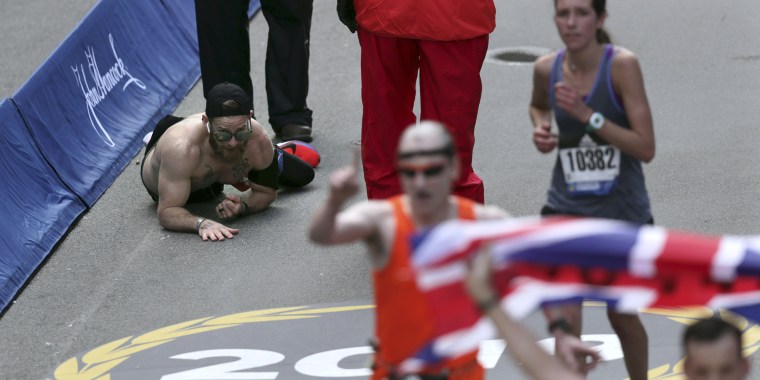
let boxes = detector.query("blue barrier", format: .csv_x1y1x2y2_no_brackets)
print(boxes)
0,99,87,312
1,0,263,313
12,0,200,206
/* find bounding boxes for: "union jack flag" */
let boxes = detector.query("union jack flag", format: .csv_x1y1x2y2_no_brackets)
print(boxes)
408,216,760,364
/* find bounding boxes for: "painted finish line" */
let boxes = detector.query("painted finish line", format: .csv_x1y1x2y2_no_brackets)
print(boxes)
50,303,758,379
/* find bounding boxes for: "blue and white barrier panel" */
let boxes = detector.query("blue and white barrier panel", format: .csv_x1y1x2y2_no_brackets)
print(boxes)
0,0,273,313
12,0,201,206
0,99,87,312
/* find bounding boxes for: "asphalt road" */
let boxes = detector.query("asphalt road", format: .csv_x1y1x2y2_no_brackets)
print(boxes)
1,1,759,379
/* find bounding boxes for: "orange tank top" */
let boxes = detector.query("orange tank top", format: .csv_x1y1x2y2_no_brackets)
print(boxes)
372,196,481,378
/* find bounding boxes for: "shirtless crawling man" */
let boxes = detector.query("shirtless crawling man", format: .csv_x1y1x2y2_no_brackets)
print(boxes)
141,83,279,241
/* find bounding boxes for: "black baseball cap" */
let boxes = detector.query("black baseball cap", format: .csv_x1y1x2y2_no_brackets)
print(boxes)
205,82,252,118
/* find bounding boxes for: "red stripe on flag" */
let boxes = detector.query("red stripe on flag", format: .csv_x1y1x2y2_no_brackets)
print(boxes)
425,281,481,336
656,231,722,276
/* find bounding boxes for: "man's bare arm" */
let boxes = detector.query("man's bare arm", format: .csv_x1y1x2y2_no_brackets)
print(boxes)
530,54,559,154
243,127,278,214
311,199,384,245
483,306,587,380
465,249,594,380
248,119,277,171
216,182,277,219
156,140,239,241
309,151,379,245
242,183,277,213
156,141,202,232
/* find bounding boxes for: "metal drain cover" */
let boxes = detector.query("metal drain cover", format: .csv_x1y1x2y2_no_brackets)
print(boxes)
486,46,552,66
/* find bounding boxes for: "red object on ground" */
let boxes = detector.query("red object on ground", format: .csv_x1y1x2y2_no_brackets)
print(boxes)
277,141,321,168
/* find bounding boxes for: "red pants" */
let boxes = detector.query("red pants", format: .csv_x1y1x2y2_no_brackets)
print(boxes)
358,27,488,203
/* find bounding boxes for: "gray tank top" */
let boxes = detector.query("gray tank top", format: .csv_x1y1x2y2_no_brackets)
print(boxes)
546,44,652,223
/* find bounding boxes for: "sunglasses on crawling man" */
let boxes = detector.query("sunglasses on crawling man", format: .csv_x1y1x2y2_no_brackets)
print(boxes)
206,119,253,142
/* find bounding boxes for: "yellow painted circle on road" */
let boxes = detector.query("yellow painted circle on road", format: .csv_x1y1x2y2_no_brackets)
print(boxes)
51,304,760,380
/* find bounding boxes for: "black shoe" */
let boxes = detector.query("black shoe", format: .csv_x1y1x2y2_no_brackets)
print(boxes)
277,124,313,143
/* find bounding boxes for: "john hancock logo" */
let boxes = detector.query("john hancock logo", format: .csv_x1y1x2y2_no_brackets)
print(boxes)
71,33,146,147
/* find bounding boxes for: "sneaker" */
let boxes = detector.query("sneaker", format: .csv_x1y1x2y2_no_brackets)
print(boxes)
143,131,153,145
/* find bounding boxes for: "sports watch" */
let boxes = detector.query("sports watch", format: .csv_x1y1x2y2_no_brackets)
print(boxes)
548,318,572,334
585,111,605,133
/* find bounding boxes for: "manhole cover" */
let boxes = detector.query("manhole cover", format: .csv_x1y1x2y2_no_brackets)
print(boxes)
495,51,540,63
486,46,552,66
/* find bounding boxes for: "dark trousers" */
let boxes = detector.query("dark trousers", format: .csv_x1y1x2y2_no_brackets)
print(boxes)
195,0,254,111
261,0,313,130
195,0,313,130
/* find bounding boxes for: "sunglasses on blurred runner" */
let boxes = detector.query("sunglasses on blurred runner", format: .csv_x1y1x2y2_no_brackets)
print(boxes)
396,145,455,160
396,163,447,178
207,119,252,142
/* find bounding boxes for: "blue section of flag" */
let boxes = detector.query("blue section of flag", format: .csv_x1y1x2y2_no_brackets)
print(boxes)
728,304,760,324
737,246,760,277
507,230,638,271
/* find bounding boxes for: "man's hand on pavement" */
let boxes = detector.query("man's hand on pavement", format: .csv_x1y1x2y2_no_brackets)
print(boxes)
198,219,240,241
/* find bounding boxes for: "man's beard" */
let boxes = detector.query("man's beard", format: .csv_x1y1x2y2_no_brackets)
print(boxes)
209,136,245,162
